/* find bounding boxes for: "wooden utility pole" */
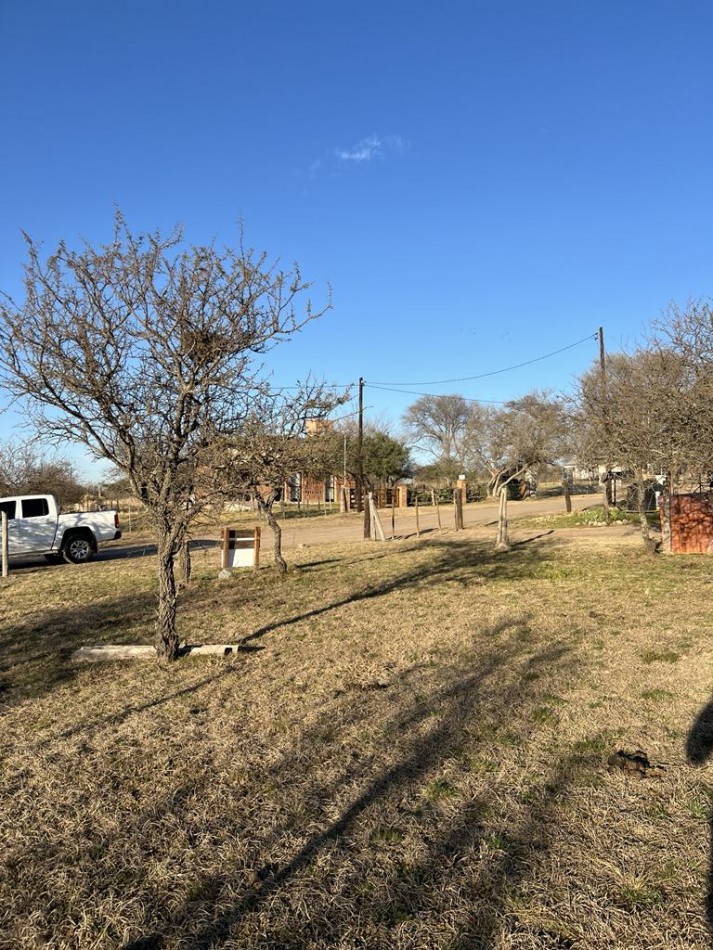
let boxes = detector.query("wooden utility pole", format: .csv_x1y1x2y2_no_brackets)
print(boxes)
357,377,364,513
599,326,606,390
599,326,611,519
1,512,8,578
341,433,348,512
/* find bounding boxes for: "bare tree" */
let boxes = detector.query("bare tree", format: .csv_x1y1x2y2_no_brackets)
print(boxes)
402,394,475,465
651,299,713,477
0,213,329,660
228,381,348,573
574,326,713,548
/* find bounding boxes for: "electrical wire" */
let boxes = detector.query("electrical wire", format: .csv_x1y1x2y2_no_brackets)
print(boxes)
365,384,508,405
369,332,598,386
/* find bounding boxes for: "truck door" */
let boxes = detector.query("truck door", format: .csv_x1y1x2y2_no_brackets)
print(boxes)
14,497,57,553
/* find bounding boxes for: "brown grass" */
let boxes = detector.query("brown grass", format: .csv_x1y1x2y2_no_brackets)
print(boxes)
1,528,713,948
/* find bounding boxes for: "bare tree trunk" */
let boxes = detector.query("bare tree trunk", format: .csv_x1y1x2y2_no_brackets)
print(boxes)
262,502,287,574
495,486,510,552
177,539,191,589
156,538,180,661
633,478,656,553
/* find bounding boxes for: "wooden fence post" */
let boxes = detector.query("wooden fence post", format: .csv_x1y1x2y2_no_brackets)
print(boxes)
454,489,464,530
415,493,420,539
432,489,443,535
562,473,572,513
369,493,386,541
1,511,8,578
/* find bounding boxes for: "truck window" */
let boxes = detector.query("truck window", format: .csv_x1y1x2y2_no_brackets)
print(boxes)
21,498,50,518
0,500,16,520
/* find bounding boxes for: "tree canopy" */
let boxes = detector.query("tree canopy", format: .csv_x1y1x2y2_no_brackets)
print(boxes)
338,426,412,490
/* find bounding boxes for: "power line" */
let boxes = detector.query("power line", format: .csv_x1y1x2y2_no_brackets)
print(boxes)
369,331,599,387
319,404,373,424
365,384,508,405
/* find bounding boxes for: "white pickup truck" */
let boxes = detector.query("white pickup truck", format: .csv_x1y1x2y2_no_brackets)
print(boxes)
0,494,121,563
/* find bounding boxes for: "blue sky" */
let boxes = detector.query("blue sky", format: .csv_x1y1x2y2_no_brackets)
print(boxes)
1,1,712,476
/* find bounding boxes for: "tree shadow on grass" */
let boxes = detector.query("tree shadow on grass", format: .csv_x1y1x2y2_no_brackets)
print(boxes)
49,666,240,744
512,529,555,546
105,614,585,948
686,696,713,936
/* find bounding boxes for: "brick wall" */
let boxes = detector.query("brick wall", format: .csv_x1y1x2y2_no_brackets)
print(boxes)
664,493,713,554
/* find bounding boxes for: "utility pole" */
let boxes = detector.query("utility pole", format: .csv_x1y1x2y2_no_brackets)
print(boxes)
357,377,364,513
341,432,348,512
599,326,611,518
598,326,607,391
1,511,8,578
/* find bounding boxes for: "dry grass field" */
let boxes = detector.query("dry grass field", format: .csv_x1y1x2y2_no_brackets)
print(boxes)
2,521,713,949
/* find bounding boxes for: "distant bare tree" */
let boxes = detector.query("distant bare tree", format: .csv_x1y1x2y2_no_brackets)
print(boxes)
574,317,713,548
0,212,329,660
651,299,713,477
402,394,474,464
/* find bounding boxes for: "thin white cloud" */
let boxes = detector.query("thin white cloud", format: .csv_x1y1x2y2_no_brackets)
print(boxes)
304,133,407,178
335,135,383,163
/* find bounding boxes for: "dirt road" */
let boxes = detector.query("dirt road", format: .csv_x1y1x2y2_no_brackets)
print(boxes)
267,492,602,550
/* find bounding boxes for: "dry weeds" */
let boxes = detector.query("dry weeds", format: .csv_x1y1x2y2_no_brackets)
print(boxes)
1,527,713,948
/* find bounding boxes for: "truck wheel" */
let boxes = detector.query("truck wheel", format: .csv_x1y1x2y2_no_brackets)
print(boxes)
63,535,95,564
